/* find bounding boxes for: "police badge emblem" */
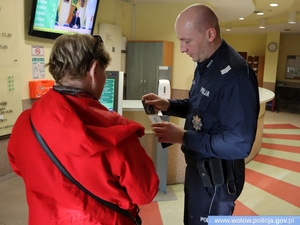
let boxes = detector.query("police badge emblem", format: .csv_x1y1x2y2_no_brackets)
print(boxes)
192,115,202,131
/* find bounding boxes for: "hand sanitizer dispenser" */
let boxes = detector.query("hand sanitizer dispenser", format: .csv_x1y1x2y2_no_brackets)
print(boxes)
158,79,171,99
157,66,171,99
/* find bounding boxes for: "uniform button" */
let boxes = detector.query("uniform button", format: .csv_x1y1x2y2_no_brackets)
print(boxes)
190,215,193,218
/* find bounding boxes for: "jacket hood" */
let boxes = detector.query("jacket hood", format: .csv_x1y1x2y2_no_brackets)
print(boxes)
30,89,145,157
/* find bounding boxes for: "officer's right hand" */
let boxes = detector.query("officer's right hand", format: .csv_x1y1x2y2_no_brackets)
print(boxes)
142,93,170,112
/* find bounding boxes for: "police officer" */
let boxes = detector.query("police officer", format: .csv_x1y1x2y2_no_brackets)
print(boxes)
142,3,259,225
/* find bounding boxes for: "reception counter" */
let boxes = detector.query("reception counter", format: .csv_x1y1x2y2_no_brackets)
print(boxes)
122,100,153,132
122,87,275,184
123,100,169,193
244,87,275,163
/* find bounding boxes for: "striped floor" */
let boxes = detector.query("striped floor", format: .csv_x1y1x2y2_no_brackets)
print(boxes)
0,121,299,225
140,123,300,224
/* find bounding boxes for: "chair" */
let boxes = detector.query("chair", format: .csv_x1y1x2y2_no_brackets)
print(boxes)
266,98,276,112
264,83,276,112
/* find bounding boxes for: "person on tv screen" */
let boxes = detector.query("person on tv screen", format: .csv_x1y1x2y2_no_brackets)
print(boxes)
69,10,81,29
7,33,159,225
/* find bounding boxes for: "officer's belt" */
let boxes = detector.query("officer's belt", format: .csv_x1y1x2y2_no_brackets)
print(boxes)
185,156,244,193
185,156,243,169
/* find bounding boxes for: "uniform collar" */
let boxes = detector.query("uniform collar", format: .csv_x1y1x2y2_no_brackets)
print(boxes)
196,40,226,73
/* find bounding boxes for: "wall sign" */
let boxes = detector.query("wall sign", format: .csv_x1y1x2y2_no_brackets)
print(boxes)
0,0,22,137
285,55,300,80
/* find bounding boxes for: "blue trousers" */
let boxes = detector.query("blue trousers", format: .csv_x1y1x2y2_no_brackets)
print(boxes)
183,160,245,225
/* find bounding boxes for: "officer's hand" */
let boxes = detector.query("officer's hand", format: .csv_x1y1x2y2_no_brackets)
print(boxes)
142,93,170,112
151,122,185,144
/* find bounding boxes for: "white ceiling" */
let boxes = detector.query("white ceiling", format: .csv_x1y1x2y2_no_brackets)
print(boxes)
121,0,300,34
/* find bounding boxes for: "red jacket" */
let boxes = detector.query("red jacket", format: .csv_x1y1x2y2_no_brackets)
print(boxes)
7,89,159,225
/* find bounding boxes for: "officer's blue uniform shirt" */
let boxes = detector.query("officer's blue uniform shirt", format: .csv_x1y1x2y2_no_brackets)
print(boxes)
165,40,260,160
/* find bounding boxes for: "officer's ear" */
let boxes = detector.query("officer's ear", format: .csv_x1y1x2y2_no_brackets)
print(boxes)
206,28,216,43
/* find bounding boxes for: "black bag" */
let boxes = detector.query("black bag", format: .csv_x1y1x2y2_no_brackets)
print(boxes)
30,120,141,225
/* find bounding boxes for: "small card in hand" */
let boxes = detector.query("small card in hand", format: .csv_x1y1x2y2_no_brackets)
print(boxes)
142,100,155,114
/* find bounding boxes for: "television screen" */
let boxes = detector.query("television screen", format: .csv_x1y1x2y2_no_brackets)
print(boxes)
28,0,100,39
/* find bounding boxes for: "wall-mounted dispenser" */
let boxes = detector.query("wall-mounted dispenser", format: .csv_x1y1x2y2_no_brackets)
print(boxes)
158,79,170,99
157,66,171,99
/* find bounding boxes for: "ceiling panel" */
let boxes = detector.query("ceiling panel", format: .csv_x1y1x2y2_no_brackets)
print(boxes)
120,0,300,34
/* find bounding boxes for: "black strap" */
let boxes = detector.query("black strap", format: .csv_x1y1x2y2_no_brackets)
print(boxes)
30,120,141,225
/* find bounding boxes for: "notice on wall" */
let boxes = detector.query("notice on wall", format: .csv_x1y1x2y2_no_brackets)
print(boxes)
0,0,22,137
32,57,45,79
31,46,44,57
286,55,300,79
31,46,45,78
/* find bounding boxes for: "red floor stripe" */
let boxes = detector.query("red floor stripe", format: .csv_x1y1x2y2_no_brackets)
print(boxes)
253,154,300,173
139,201,163,225
261,142,300,154
233,200,258,216
245,168,300,208
263,124,299,129
263,133,300,140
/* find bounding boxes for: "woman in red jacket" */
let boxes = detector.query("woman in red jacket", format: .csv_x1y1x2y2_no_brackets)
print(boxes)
7,34,159,225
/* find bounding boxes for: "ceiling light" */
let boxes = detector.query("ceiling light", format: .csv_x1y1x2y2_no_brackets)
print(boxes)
270,3,278,7
288,11,297,24
239,17,244,20
257,12,264,16
259,18,266,28
225,23,232,31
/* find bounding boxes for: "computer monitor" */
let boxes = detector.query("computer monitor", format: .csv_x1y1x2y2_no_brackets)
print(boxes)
99,71,123,115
